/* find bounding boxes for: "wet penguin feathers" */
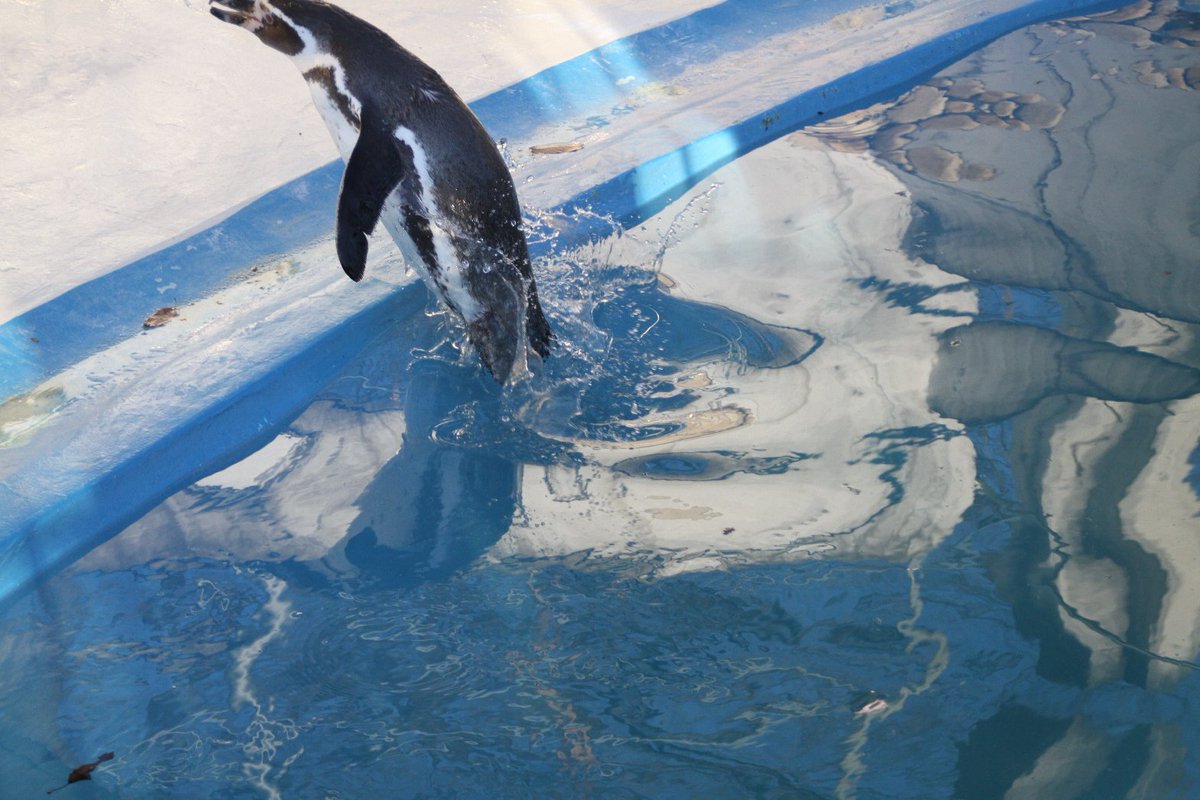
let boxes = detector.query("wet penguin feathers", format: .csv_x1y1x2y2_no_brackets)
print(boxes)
210,0,552,382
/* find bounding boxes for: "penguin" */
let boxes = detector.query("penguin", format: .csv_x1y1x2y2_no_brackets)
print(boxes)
209,0,553,383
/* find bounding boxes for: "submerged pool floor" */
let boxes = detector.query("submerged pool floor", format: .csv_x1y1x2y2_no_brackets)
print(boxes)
3,2,1200,797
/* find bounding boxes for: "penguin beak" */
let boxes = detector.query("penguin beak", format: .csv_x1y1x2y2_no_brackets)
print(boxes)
209,0,260,26
210,0,306,55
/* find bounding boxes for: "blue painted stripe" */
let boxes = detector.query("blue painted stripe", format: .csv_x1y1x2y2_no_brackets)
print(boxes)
469,0,869,141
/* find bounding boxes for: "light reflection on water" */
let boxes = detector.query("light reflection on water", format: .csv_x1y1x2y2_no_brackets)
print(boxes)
3,2,1200,797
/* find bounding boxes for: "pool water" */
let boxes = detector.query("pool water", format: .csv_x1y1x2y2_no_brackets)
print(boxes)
3,2,1200,797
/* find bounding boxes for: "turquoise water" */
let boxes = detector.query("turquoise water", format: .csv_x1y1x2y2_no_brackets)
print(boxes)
3,3,1200,797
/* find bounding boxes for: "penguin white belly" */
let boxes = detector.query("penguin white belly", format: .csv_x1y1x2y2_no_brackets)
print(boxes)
373,195,467,322
308,82,358,161
390,126,483,322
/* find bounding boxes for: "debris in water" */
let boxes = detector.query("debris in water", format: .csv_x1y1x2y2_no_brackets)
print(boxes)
850,691,888,715
530,141,584,154
47,752,114,794
143,307,178,328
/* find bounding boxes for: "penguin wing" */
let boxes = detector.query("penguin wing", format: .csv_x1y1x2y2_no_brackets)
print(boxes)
335,116,408,282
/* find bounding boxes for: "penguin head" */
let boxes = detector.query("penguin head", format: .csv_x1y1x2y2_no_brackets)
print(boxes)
209,0,333,57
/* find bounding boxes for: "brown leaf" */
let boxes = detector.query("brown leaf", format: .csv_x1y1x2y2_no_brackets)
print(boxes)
143,307,178,328
47,752,114,794
530,141,583,154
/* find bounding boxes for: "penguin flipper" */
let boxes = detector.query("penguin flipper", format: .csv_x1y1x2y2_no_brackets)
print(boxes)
336,117,407,282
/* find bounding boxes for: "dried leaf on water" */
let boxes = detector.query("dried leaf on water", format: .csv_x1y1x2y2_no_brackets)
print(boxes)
530,141,584,154
143,307,178,328
47,752,114,794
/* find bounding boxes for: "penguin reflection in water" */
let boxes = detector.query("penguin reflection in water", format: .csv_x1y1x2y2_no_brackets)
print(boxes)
210,0,553,383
